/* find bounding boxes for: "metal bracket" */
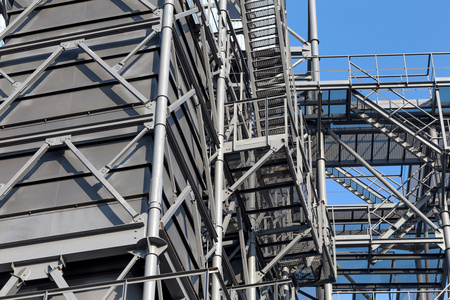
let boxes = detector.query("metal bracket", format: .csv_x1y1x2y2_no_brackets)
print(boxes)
0,266,30,296
46,135,71,146
135,236,168,257
46,259,66,275
10,268,31,282
60,40,84,50
302,42,311,57
152,8,162,32
175,7,199,20
435,229,445,250
145,101,156,127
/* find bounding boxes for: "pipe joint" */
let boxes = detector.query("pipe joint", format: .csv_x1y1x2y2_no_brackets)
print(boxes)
441,222,450,228
153,122,167,128
160,25,173,31
149,201,162,211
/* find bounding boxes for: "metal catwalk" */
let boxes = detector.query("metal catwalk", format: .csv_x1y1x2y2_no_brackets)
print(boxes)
0,0,448,300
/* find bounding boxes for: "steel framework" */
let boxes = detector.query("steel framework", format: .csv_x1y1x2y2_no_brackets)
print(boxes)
0,0,448,300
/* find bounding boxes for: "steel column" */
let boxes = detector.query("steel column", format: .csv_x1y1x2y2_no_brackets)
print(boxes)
211,0,228,298
309,0,333,296
432,126,450,298
142,0,175,299
248,152,257,300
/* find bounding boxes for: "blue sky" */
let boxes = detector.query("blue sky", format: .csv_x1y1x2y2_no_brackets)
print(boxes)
287,1,450,55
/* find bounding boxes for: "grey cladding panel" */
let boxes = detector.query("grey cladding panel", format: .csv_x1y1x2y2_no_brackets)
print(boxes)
0,30,158,74
0,167,149,214
0,51,156,98
7,0,152,44
0,0,211,294
0,199,143,244
0,136,152,183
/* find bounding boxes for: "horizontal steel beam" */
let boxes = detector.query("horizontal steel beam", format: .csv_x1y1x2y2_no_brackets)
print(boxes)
0,112,154,151
247,204,301,215
295,80,450,91
337,268,442,275
335,236,443,246
0,223,145,271
229,279,292,291
329,283,441,290
337,253,444,260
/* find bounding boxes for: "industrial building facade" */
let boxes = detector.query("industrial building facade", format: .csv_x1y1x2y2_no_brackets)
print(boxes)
0,0,448,300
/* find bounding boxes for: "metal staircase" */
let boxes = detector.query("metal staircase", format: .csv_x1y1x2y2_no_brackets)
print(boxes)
326,167,388,204
243,0,286,98
218,0,335,287
350,91,442,167
369,164,437,243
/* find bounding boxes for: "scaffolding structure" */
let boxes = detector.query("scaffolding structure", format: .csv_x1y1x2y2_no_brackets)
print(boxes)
0,0,448,300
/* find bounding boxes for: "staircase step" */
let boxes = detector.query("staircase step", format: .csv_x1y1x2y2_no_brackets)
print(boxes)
261,126,286,136
253,56,282,68
247,17,276,30
249,26,277,39
255,76,284,88
257,98,284,109
256,88,286,98
250,37,279,50
247,7,275,19
260,116,285,128
254,66,283,79
252,46,281,58
259,107,284,118
245,0,274,11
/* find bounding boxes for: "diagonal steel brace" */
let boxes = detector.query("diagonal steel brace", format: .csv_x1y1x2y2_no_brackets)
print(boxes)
0,45,65,120
255,228,312,282
0,0,44,41
0,142,50,200
64,138,139,218
77,41,150,104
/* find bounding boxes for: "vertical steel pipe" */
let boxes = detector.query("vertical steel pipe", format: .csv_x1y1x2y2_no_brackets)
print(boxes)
211,0,228,299
142,1,174,300
309,0,333,297
281,267,290,300
431,127,450,299
308,0,320,82
248,152,257,300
